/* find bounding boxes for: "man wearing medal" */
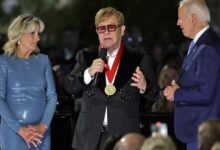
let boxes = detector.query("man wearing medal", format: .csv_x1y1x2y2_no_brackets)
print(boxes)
65,7,158,150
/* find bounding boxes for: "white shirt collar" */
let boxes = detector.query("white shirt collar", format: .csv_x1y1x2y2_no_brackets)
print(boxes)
107,47,119,58
193,25,209,43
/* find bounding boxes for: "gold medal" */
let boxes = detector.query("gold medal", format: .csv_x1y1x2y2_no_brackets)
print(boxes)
104,84,116,96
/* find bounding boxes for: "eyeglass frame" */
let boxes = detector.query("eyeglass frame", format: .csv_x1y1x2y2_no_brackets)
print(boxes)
96,24,122,33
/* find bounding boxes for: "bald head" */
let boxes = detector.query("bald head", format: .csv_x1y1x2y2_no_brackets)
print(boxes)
114,133,145,150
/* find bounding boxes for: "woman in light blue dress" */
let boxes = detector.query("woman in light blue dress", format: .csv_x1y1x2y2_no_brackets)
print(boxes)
0,14,57,150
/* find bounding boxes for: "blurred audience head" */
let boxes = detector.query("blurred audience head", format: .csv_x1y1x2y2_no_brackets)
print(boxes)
211,141,220,150
113,132,145,150
158,63,180,89
141,136,176,150
124,26,146,54
198,119,220,150
100,135,122,150
61,26,80,51
151,42,166,63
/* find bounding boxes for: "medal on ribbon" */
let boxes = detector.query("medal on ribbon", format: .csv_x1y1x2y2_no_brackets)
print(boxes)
104,43,124,96
104,84,116,96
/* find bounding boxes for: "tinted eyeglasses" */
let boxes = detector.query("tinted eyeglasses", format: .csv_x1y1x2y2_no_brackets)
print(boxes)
96,24,121,33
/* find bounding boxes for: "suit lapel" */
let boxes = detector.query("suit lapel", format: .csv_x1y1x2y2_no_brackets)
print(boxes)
97,47,142,94
114,49,133,90
179,28,211,79
182,45,197,69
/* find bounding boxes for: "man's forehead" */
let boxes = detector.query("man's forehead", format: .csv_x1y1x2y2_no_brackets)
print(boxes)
98,16,118,24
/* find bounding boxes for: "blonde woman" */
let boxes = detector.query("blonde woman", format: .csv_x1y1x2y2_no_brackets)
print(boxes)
0,14,57,150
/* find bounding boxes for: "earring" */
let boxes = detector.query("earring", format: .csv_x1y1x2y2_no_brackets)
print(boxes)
17,41,21,45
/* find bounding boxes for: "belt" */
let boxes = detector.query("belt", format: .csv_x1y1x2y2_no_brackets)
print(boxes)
101,125,109,133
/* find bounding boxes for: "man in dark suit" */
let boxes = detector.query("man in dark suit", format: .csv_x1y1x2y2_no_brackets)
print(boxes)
164,0,220,149
65,7,158,150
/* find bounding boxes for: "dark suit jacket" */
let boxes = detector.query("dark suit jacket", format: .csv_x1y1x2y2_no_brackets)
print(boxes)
65,46,158,150
174,28,220,143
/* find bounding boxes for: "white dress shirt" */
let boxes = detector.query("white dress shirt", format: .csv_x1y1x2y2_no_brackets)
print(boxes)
193,25,209,43
84,48,120,126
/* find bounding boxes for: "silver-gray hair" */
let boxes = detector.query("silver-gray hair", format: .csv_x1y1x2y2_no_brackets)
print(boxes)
179,0,211,23
3,14,44,56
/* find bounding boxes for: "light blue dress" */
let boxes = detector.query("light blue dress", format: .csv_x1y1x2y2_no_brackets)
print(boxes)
0,53,57,150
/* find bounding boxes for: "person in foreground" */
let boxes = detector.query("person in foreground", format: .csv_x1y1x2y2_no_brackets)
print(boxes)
198,119,220,150
113,132,145,150
163,0,220,149
141,135,177,150
0,14,57,150
65,7,158,150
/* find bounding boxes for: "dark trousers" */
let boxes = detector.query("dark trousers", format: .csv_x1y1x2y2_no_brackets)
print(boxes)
187,140,198,150
96,126,109,150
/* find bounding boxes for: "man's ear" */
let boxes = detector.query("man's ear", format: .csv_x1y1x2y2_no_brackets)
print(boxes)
121,25,126,36
191,13,198,26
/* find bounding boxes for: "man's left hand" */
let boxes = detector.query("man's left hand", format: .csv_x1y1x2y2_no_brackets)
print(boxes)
163,80,180,101
131,66,147,93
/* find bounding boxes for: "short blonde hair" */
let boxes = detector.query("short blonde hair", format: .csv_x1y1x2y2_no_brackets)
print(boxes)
3,14,44,56
95,7,125,27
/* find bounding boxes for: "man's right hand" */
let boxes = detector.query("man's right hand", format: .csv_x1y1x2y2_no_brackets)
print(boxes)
88,58,105,77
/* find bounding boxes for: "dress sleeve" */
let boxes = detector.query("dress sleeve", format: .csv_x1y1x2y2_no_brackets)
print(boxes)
40,55,57,127
0,56,22,133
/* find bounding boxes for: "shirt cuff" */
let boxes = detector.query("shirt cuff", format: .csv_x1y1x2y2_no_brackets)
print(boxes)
84,68,93,85
139,88,146,94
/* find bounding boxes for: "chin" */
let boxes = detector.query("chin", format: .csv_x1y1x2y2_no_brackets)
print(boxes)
102,44,113,49
183,32,188,37
102,40,114,47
